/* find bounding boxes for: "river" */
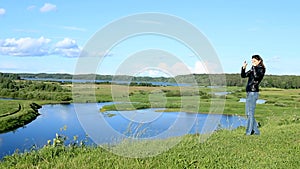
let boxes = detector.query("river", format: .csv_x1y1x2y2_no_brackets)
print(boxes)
0,102,246,159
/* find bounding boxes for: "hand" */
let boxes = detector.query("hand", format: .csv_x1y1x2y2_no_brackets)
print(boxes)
242,61,247,69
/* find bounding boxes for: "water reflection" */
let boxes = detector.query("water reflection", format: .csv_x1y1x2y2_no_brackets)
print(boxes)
0,103,246,159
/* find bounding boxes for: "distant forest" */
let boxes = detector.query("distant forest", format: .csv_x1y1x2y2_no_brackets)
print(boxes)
0,73,71,100
3,72,300,89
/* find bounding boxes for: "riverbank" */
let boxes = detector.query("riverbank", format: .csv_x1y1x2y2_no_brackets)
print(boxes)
0,120,299,168
0,101,42,133
1,85,299,133
0,86,299,168
1,85,298,134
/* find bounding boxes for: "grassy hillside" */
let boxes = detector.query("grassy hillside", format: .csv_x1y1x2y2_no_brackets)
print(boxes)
0,123,299,168
0,86,299,168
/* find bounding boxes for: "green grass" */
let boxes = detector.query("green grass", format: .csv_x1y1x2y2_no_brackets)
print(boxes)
0,101,20,116
0,100,41,133
0,123,299,168
0,85,300,168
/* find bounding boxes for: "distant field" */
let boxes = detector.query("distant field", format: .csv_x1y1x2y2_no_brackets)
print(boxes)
0,85,299,168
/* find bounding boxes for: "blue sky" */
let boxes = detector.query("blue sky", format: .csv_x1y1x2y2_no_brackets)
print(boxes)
0,0,300,76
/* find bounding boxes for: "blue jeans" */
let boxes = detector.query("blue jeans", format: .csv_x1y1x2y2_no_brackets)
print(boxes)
245,92,260,135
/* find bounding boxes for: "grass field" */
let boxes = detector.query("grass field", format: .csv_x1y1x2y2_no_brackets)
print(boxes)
0,101,20,116
0,85,299,168
0,122,299,168
0,100,42,133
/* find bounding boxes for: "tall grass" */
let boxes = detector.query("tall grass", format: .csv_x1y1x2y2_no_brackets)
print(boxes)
0,123,299,168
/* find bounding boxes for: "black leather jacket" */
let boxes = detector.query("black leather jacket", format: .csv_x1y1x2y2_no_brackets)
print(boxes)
241,64,265,92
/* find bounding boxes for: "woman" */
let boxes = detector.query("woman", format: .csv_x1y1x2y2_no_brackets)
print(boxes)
241,55,266,135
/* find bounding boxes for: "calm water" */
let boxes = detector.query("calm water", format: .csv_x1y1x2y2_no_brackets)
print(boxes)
0,102,246,159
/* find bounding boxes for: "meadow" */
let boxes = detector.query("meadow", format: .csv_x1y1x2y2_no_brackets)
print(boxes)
0,100,42,133
0,83,299,168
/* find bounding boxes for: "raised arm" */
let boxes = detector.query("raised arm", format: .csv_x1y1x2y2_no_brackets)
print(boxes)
241,61,249,78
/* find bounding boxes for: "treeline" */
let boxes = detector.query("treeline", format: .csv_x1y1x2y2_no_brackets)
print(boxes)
18,73,73,79
0,73,20,80
129,82,159,87
17,73,171,82
4,72,300,89
174,74,300,89
0,73,72,101
219,74,300,89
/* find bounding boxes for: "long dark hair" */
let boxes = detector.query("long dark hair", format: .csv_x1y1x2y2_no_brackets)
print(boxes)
252,55,265,68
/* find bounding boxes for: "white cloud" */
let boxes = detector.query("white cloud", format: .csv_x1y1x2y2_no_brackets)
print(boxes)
27,5,36,11
135,69,171,77
155,62,192,76
0,37,82,58
53,38,81,57
55,38,77,48
190,61,207,74
0,37,51,56
40,3,57,13
0,8,6,15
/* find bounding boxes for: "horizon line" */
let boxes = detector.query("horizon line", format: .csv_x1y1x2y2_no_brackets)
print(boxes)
1,71,299,77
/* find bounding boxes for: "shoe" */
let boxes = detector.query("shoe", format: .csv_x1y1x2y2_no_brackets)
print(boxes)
258,122,261,128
